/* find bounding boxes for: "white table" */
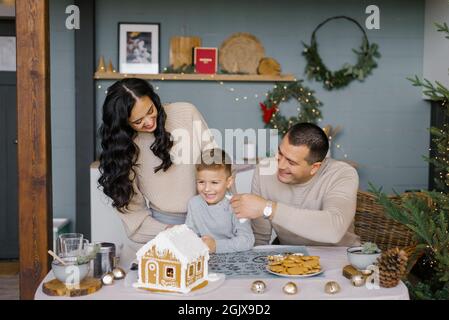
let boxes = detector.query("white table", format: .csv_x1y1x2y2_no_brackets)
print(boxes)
35,246,409,300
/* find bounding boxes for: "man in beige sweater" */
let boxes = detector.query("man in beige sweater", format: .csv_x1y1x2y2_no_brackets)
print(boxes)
230,123,360,246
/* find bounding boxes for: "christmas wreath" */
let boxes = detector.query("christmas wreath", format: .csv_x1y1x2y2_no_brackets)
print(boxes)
259,80,323,136
302,16,381,90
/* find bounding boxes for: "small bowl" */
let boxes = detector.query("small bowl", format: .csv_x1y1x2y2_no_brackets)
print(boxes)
52,257,90,285
347,246,381,271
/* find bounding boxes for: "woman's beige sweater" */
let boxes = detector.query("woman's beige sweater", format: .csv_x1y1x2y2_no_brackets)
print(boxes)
116,102,215,243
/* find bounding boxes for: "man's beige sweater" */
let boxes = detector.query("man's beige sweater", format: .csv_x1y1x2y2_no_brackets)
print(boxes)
251,157,360,247
117,102,215,243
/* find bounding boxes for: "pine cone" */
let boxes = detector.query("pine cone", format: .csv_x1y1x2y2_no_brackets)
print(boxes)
376,248,408,288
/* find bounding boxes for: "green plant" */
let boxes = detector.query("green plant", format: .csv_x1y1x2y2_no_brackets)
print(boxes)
369,21,449,300
361,242,380,254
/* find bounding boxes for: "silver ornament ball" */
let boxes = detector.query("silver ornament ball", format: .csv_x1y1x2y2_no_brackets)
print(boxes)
112,267,126,280
324,281,341,294
282,282,298,295
251,280,266,294
101,272,115,285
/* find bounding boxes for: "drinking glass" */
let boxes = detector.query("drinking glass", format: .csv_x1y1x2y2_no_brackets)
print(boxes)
57,233,89,258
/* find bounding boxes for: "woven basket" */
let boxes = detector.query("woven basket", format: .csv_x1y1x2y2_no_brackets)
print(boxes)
355,191,418,251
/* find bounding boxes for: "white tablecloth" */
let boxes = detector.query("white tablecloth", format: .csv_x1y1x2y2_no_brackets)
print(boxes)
34,246,409,300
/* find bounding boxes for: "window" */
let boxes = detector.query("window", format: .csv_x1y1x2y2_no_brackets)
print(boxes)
188,264,194,277
165,266,175,279
197,261,202,272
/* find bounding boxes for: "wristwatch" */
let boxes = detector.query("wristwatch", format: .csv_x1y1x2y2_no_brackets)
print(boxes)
263,201,273,220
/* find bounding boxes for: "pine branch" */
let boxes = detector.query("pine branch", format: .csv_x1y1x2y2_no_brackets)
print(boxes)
435,22,449,39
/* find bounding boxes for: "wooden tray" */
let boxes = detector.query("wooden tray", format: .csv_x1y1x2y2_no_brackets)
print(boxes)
42,277,102,297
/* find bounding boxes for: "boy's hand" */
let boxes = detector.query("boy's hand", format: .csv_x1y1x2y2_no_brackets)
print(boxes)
201,235,216,253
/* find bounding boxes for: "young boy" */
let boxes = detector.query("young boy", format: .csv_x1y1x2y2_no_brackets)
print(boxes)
185,148,255,253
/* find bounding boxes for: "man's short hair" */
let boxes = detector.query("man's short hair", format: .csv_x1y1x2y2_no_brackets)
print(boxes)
195,148,232,176
287,123,329,164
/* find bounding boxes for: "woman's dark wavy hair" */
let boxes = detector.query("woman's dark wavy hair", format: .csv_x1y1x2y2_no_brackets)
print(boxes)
98,78,173,211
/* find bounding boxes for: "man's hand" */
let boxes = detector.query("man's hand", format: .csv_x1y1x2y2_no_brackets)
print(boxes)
230,193,273,220
201,235,216,253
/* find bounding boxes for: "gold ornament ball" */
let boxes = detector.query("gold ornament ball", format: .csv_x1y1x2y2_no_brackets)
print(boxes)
282,282,298,295
324,281,341,294
351,274,366,287
101,272,115,285
112,267,126,280
251,280,266,294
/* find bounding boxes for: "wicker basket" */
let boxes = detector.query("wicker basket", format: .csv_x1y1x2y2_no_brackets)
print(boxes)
354,191,417,251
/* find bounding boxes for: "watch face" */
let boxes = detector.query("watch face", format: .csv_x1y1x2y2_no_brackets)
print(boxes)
263,207,271,217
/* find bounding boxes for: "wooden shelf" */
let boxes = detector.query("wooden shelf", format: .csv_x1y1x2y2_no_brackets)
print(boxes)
94,71,296,82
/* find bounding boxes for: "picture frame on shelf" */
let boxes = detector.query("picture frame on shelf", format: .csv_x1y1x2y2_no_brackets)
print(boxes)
118,22,160,74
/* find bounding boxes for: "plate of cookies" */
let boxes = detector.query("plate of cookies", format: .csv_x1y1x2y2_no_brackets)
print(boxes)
266,253,324,278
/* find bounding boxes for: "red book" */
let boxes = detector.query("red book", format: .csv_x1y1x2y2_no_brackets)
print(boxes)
194,47,218,74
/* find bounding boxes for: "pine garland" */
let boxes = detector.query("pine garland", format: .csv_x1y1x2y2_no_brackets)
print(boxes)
259,80,323,136
302,16,381,90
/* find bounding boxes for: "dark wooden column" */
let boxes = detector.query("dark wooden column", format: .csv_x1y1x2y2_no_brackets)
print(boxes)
75,0,96,239
16,0,52,300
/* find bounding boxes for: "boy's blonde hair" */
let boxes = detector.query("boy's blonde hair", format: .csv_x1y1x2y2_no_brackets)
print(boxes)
195,148,232,177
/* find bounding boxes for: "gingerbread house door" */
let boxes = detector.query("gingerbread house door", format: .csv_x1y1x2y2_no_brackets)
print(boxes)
145,259,158,285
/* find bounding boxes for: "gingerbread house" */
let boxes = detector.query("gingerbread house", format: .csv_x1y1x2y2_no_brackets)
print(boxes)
135,224,210,293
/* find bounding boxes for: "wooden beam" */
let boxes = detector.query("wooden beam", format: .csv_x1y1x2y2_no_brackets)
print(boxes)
16,0,52,300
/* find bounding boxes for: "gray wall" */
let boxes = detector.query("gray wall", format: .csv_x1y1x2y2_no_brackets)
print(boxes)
50,0,76,230
424,0,449,89
0,3,14,17
47,0,430,230
95,0,429,193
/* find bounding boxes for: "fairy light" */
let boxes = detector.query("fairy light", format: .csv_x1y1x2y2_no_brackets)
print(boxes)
96,76,351,161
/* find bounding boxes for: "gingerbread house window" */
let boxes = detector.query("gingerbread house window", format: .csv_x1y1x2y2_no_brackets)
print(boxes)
165,266,175,279
188,264,194,277
197,261,202,272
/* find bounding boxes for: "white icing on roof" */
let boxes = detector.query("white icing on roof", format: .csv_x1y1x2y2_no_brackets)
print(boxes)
136,224,210,265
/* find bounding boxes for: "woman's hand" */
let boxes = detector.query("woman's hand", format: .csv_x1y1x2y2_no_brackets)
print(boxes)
201,235,216,253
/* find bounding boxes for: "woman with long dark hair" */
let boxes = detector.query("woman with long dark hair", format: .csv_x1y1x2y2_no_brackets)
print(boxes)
99,78,215,243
